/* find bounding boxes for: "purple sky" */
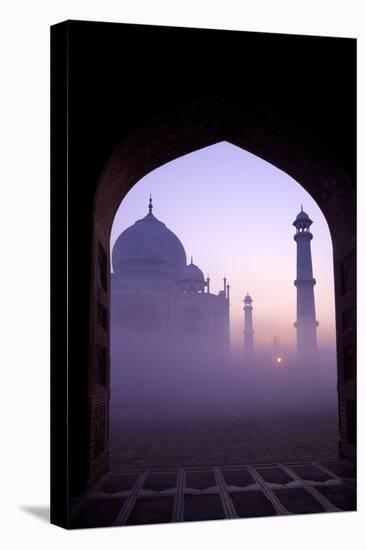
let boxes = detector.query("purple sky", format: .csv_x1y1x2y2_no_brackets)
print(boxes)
111,142,336,351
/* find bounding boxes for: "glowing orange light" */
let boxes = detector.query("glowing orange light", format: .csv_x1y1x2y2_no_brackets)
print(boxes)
276,356,283,364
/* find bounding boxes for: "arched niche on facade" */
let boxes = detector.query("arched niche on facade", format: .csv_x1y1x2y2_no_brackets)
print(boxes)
183,307,203,336
89,94,356,487
119,303,161,334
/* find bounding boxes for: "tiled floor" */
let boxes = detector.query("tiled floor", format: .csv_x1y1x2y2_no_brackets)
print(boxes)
70,412,356,528
70,461,356,528
109,413,340,469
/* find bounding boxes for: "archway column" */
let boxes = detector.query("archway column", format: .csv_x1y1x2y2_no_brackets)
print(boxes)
334,244,356,461
87,226,111,484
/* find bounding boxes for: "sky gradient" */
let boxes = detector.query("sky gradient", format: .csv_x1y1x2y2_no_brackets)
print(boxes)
111,142,336,352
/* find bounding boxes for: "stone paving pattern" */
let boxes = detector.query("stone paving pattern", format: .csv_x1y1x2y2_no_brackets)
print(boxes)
70,411,356,528
109,412,340,469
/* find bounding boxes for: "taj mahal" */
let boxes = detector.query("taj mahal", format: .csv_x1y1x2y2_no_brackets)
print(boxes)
110,197,318,395
110,197,231,402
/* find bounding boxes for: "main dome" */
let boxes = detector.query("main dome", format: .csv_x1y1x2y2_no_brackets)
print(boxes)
112,204,187,277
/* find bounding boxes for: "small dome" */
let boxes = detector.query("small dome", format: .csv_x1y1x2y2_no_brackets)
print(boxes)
296,210,310,221
112,201,187,277
178,258,206,293
244,293,253,304
179,259,205,283
293,206,313,227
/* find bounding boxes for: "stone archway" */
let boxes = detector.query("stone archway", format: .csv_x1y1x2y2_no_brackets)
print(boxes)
89,94,355,486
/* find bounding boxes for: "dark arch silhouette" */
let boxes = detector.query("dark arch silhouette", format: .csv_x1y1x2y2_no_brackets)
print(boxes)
89,95,355,489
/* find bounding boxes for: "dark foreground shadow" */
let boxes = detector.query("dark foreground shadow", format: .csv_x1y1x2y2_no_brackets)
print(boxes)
20,506,49,523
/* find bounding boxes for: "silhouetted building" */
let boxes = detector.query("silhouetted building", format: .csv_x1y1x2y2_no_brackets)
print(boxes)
243,293,254,358
293,206,318,363
110,197,230,398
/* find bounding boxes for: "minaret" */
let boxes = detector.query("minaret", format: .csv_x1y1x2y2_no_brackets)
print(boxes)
220,277,230,355
243,293,254,356
206,275,210,294
293,206,318,362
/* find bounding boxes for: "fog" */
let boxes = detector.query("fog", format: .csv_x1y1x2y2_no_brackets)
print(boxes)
110,340,337,420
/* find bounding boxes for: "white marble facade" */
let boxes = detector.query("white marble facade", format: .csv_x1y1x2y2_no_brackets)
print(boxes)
110,198,230,389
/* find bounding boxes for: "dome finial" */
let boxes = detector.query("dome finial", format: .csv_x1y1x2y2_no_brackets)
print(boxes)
148,194,153,214
301,204,303,212
190,255,193,264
